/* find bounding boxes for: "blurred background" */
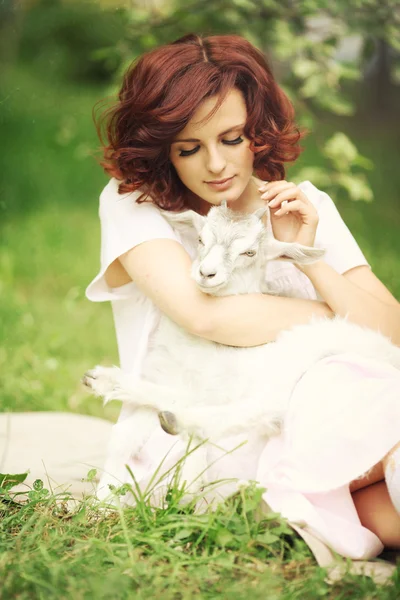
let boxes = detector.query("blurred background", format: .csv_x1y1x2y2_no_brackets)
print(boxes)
1,0,399,421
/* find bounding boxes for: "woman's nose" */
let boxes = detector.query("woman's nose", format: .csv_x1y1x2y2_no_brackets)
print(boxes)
206,147,227,174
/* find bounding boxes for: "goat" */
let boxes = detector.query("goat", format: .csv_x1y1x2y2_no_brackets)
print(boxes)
83,203,400,502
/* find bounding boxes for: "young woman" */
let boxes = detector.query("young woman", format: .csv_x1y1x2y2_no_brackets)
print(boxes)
86,33,400,559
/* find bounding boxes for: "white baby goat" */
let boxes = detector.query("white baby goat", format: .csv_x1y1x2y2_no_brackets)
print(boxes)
83,203,400,502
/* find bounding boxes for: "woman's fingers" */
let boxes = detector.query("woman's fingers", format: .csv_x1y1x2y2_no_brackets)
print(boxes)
267,188,310,209
261,181,319,247
274,199,318,224
259,180,295,201
259,181,313,214
280,200,289,214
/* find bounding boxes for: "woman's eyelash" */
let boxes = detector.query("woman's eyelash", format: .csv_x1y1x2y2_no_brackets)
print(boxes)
179,136,244,157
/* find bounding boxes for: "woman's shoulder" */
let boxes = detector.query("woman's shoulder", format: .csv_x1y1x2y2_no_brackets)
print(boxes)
297,180,331,210
97,178,183,249
99,177,162,215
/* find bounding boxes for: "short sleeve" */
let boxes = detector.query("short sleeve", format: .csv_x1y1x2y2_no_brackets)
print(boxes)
85,178,181,302
298,180,370,275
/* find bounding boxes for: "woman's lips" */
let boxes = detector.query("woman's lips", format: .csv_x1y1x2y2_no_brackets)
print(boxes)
206,176,235,191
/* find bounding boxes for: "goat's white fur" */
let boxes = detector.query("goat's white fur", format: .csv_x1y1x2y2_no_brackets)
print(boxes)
84,204,400,502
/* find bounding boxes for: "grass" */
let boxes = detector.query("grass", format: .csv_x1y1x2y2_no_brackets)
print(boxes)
1,63,400,597
0,478,325,599
2,472,399,599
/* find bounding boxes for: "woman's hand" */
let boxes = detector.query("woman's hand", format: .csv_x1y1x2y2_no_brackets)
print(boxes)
258,180,319,247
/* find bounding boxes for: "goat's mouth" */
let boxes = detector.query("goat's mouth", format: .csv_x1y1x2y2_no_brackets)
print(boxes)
191,264,227,294
196,279,227,294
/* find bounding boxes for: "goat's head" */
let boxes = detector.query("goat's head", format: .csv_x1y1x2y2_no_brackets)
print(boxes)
162,201,324,294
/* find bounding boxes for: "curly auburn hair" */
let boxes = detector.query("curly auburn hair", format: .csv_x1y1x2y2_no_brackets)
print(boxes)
94,33,307,211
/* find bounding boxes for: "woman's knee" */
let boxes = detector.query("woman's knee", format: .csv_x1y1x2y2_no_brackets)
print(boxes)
383,440,400,471
352,480,400,549
349,461,384,492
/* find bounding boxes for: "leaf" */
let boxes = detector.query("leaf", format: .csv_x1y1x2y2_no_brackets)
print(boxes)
336,173,374,202
317,94,355,116
292,58,319,79
33,479,44,491
258,511,283,522
0,473,28,489
337,62,361,82
293,168,332,189
323,132,358,168
299,73,323,98
86,469,98,482
174,528,193,541
353,155,374,171
215,528,236,547
257,531,280,545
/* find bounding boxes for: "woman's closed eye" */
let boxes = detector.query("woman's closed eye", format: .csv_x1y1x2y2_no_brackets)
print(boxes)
179,136,244,157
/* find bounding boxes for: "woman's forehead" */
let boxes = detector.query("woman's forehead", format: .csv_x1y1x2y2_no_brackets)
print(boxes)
179,89,247,138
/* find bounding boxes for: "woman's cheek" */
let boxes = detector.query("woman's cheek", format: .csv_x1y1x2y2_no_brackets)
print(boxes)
174,159,199,191
243,142,255,164
178,160,194,183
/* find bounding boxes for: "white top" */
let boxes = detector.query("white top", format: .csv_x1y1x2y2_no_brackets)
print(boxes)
85,178,370,378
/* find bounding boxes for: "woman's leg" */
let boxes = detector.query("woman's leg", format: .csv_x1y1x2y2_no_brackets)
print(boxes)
349,462,384,493
350,443,400,548
383,441,400,514
352,480,400,548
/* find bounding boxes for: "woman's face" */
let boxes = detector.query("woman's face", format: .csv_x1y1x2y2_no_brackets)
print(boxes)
169,88,255,210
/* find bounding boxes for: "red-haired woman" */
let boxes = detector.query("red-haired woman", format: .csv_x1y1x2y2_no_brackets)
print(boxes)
86,34,400,561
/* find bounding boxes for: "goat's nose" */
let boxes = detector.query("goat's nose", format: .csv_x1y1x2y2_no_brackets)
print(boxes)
199,268,216,279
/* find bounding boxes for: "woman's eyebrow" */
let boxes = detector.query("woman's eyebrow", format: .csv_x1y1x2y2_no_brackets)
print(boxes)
171,123,245,144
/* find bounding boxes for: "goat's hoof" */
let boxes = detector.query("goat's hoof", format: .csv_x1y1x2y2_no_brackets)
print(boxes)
81,366,121,397
158,411,180,435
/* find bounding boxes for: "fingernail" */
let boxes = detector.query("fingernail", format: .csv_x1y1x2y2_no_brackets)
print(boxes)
261,192,269,199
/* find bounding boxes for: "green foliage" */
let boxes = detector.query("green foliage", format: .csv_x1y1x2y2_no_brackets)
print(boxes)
296,132,374,202
16,0,127,83
0,472,308,598
0,467,398,598
5,0,399,202
90,0,398,204
0,472,28,488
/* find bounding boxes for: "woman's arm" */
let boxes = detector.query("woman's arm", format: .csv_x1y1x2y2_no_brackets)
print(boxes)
258,179,400,343
117,239,333,347
298,261,400,344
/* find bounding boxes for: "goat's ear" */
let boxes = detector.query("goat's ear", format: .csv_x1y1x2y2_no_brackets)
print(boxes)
253,206,269,220
160,209,205,234
265,239,325,264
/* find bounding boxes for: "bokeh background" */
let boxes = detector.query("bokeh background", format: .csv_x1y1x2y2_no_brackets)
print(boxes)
1,0,399,422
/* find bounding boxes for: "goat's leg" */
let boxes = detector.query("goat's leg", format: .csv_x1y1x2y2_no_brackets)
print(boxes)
96,409,161,505
162,401,282,440
82,367,281,439
82,365,190,410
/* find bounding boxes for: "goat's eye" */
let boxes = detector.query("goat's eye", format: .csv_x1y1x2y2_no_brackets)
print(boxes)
198,237,204,245
241,250,256,257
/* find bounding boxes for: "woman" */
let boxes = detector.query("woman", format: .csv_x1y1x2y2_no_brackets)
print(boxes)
86,33,400,559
